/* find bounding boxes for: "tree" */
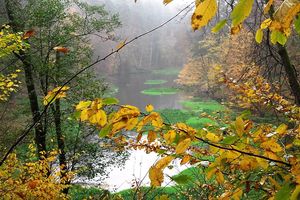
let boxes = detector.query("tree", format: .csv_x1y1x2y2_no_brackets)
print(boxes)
2,0,126,194
0,26,24,102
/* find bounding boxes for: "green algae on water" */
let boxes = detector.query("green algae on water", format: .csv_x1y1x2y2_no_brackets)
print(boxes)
141,87,179,96
144,80,167,85
180,99,225,113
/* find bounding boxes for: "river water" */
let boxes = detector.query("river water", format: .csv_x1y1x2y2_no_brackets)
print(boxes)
97,69,192,192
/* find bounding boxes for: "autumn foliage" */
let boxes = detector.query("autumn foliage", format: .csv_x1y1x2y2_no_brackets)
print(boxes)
74,89,300,199
0,146,71,199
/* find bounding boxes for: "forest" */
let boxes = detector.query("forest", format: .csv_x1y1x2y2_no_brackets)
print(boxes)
0,0,300,199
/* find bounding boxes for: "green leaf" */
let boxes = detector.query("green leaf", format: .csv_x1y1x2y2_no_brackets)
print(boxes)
221,136,239,145
230,0,254,26
294,14,300,35
240,110,251,118
255,28,263,43
99,124,112,138
275,183,295,200
270,30,287,45
157,149,167,155
73,110,81,120
103,97,119,105
212,19,227,33
171,174,190,184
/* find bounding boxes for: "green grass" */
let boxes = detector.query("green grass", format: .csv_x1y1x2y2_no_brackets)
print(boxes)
186,117,217,129
141,87,179,96
158,109,220,129
172,167,205,183
69,185,105,200
158,109,193,124
144,80,168,85
180,98,225,113
115,186,178,200
152,68,181,76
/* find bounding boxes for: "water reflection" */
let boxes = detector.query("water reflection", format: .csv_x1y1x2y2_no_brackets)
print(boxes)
112,69,185,110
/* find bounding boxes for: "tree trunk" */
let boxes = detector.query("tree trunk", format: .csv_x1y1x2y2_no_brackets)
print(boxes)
267,2,300,105
277,45,300,105
20,53,47,157
53,100,69,194
53,52,69,194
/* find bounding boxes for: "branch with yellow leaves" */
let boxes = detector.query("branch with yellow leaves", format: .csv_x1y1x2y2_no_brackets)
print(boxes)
0,2,194,166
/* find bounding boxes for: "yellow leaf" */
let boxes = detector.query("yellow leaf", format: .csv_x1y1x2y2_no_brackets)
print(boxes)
216,171,225,184
149,166,164,187
274,0,300,29
231,24,242,34
116,39,127,50
206,167,217,179
76,101,92,110
146,104,154,112
7,81,13,87
206,132,220,143
98,110,107,127
239,157,257,171
89,110,107,127
180,154,191,165
235,117,245,137
137,112,161,131
232,188,243,200
261,18,272,29
275,124,288,135
220,191,232,200
264,0,274,14
152,115,164,129
255,28,264,43
43,86,69,105
291,185,300,200
125,117,139,130
176,122,196,136
163,0,173,5
175,138,191,154
263,150,281,160
222,151,241,159
148,130,157,143
191,0,217,30
80,109,90,121
112,120,127,134
261,139,283,152
164,130,176,144
256,157,269,169
156,156,174,170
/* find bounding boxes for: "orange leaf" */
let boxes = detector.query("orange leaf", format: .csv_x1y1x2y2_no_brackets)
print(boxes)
53,46,69,54
156,156,174,170
149,166,164,186
148,130,157,143
23,29,35,39
175,138,191,154
180,154,191,165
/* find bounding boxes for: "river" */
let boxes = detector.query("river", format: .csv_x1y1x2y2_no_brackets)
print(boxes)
77,68,192,192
